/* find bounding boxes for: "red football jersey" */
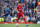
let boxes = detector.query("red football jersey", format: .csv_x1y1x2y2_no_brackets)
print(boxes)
17,5,23,13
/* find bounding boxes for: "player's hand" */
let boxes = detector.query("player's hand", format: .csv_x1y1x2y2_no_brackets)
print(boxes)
17,11,19,13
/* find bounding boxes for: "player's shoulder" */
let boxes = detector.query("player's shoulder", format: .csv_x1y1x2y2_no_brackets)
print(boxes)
17,5,19,7
21,5,23,7
17,5,19,6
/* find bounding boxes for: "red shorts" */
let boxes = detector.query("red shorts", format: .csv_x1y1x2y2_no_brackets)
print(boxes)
17,12,24,18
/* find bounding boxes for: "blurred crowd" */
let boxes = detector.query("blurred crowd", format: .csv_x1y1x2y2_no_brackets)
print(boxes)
0,0,40,23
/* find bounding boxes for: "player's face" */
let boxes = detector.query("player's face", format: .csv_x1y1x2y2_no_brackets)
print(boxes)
19,3,22,5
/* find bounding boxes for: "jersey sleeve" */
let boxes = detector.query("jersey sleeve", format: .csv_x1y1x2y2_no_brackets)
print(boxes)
17,5,19,9
22,5,23,7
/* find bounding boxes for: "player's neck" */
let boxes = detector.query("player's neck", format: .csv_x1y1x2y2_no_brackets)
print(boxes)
19,5,21,6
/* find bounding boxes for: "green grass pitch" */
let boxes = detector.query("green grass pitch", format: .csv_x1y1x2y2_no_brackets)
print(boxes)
0,24,40,27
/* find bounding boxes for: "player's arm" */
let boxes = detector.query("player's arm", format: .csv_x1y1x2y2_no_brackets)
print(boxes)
15,5,19,12
17,5,19,9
